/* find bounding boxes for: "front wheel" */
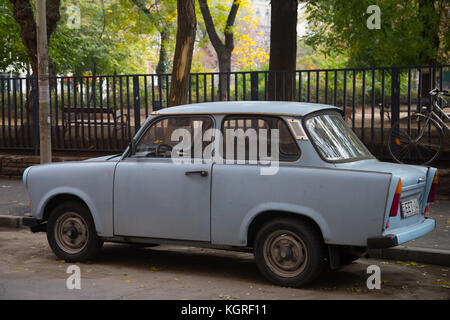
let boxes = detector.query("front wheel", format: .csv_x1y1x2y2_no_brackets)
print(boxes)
388,114,443,165
47,201,103,262
254,219,327,287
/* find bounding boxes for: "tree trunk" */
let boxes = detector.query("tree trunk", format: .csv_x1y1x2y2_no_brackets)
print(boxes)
9,0,60,79
9,0,60,146
218,54,231,101
156,28,170,75
268,0,298,101
169,0,196,107
198,0,239,101
9,0,60,108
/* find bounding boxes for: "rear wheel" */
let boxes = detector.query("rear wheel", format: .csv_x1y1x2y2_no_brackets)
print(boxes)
254,218,327,287
47,201,103,262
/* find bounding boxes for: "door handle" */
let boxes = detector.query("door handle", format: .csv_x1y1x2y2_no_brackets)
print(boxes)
185,170,208,177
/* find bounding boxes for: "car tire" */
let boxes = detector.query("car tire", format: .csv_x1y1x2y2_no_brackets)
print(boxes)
47,201,103,262
254,218,327,287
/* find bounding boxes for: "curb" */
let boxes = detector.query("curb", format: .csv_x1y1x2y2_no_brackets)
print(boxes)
0,215,23,229
368,246,450,267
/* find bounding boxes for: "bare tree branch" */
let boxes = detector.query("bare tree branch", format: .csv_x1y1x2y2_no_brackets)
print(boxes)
224,1,239,51
198,0,224,53
198,0,240,100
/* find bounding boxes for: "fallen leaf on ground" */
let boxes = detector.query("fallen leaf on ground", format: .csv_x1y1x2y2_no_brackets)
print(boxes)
433,281,450,286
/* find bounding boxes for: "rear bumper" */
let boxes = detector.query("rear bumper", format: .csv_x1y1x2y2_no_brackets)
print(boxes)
367,234,398,249
367,218,435,249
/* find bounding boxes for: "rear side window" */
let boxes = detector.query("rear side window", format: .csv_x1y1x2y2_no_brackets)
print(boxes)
221,115,300,162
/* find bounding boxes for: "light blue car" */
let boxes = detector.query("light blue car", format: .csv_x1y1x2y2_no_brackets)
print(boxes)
22,101,437,287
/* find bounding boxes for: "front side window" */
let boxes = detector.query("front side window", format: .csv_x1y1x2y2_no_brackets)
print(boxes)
135,116,214,159
304,111,373,162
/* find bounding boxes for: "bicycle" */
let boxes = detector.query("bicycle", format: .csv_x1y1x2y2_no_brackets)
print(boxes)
388,88,450,165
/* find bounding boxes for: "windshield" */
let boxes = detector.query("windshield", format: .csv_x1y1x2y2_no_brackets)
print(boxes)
304,111,373,162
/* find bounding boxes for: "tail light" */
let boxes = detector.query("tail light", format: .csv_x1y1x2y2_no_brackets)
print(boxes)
427,171,439,203
389,179,402,217
424,204,429,217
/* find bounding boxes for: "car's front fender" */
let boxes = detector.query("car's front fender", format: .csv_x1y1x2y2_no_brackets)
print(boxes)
26,161,117,237
35,186,105,235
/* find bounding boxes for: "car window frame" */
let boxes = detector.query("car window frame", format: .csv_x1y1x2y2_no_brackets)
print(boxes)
126,114,216,160
219,114,302,163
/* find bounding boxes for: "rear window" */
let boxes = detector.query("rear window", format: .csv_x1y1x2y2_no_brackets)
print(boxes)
304,111,373,162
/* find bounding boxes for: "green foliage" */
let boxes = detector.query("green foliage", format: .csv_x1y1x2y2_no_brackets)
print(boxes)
127,0,177,74
302,0,449,67
0,0,29,73
1,0,172,76
55,0,155,76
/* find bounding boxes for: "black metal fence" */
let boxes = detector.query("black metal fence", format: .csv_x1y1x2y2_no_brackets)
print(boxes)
0,65,449,160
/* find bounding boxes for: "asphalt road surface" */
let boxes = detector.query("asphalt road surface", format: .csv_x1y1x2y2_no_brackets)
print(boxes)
0,228,448,300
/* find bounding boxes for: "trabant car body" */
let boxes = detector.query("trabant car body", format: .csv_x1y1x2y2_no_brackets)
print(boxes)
23,101,437,287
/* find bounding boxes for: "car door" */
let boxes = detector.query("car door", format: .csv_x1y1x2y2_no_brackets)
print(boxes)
211,115,302,245
113,115,214,241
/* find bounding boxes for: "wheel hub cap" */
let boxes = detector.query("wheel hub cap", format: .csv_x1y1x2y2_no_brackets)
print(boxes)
55,212,88,254
263,230,307,278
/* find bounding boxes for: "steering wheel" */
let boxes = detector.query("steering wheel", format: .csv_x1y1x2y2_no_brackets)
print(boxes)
155,143,173,157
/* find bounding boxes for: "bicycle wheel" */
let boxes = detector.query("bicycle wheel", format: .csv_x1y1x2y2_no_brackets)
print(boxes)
388,114,443,165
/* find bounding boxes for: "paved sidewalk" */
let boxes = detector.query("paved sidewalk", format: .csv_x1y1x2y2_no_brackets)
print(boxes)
0,178,29,217
404,200,449,251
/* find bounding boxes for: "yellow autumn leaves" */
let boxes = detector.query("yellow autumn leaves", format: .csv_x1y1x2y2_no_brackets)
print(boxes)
232,11,269,70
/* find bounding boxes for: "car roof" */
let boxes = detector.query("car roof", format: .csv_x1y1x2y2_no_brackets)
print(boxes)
153,101,341,117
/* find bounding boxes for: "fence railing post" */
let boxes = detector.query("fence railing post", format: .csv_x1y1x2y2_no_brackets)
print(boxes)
391,68,400,126
251,72,259,101
133,75,141,134
390,67,401,156
32,77,40,155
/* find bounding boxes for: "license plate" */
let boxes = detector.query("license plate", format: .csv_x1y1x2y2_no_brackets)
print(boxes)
401,198,420,218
